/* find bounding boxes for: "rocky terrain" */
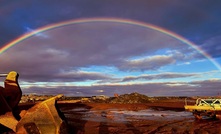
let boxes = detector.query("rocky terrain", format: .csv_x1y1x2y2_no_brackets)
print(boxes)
20,92,189,104
15,93,221,134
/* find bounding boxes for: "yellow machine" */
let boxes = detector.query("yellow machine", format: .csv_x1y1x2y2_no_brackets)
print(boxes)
185,98,221,119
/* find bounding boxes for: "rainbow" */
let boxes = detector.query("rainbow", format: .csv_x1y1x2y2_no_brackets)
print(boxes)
1,17,221,71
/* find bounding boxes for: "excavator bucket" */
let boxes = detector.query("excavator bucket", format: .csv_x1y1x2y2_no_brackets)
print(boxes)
16,94,68,134
0,112,18,132
0,71,69,133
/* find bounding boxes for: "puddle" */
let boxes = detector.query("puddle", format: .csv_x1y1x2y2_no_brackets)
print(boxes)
110,109,192,121
111,109,192,117
65,108,193,122
67,107,89,112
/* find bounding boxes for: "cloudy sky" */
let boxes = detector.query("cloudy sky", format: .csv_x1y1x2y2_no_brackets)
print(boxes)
0,0,221,96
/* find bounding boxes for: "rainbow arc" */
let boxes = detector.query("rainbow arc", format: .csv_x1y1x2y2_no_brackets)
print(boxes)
0,17,220,71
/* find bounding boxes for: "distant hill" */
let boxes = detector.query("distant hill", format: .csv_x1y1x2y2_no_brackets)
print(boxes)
109,92,150,104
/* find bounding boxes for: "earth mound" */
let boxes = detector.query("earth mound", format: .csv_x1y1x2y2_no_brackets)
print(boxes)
109,92,150,103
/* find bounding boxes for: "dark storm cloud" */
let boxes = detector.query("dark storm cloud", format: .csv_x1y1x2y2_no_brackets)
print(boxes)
1,0,221,56
0,0,221,96
201,36,221,58
0,22,195,82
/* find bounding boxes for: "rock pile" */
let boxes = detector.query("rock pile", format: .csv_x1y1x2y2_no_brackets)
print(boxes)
20,94,54,103
109,92,150,104
19,92,152,104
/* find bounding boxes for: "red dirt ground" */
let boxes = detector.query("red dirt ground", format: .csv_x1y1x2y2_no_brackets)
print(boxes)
1,99,221,134
58,99,221,134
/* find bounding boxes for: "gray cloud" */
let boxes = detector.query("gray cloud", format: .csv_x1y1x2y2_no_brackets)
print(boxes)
21,79,221,97
122,72,198,82
0,1,220,97
53,71,112,82
0,21,197,82
118,55,175,71
1,0,221,59
201,35,221,58
18,71,112,83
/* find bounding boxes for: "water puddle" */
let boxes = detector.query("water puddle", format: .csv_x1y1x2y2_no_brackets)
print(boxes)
65,108,193,122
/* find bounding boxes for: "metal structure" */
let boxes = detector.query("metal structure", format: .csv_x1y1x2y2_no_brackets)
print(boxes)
0,71,68,133
185,98,221,119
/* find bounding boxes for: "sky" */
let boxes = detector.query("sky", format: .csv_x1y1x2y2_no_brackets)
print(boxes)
0,0,221,96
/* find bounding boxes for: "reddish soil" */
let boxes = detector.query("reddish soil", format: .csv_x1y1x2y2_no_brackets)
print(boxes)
58,100,221,134
1,99,221,134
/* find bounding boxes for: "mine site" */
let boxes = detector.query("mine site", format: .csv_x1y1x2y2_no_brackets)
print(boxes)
1,1,221,134
2,91,221,133
0,71,221,133
27,94,221,134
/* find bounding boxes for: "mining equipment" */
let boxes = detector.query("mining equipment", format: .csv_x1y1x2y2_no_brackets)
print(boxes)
0,71,68,133
185,98,221,119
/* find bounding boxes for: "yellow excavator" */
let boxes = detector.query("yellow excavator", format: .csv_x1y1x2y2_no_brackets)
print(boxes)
185,98,221,120
0,71,69,133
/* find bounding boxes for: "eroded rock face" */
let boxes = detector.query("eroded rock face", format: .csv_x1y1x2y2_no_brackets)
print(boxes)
0,112,18,132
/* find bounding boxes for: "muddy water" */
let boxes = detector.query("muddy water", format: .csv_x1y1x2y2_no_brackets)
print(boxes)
60,104,221,134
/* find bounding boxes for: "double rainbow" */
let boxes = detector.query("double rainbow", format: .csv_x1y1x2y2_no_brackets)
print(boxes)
0,17,220,71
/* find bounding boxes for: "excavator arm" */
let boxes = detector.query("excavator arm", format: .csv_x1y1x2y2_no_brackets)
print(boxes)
0,71,69,133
